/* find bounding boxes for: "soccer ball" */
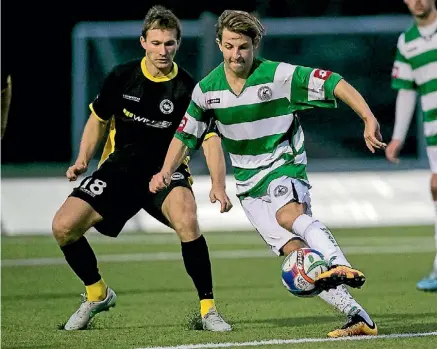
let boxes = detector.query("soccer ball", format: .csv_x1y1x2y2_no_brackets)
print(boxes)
281,248,329,298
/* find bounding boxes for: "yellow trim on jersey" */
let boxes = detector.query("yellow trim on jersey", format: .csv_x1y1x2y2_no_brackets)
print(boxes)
89,103,108,123
141,57,178,82
204,132,218,141
182,156,194,185
98,118,116,168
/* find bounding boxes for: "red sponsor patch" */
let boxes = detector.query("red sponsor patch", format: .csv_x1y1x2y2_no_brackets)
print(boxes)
391,66,399,78
314,69,332,80
177,116,188,132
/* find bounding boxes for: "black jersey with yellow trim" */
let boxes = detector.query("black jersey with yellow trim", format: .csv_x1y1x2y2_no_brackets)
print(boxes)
91,57,216,173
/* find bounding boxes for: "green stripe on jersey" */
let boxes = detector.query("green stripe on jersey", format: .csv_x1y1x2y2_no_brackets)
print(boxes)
392,78,416,90
419,79,437,96
404,25,421,43
233,153,296,182
410,49,437,70
215,98,292,125
238,164,308,199
424,108,437,123
426,134,437,146
174,132,200,150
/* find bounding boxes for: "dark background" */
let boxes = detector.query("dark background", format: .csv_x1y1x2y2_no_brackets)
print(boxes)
1,0,408,164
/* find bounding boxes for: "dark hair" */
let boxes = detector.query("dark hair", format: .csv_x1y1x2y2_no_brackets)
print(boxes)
141,5,181,42
216,10,265,45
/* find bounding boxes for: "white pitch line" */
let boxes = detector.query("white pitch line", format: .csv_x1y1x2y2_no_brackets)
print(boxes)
1,244,436,267
136,332,437,349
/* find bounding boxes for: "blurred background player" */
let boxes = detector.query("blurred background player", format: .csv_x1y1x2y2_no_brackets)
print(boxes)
150,9,386,338
52,5,232,331
1,52,12,139
386,0,437,292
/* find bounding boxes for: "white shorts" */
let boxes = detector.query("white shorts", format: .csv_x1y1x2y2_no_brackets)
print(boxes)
240,176,312,255
426,146,437,173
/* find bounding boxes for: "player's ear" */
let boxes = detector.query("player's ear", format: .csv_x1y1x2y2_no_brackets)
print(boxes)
140,36,147,50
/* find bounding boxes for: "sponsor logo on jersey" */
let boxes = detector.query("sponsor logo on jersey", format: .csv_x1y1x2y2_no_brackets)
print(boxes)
160,99,174,114
122,108,172,128
171,172,185,181
314,69,332,80
257,85,273,101
391,65,399,78
123,94,140,102
207,98,221,104
177,116,188,132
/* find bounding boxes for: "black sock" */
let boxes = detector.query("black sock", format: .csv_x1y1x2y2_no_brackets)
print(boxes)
60,236,101,286
181,235,214,300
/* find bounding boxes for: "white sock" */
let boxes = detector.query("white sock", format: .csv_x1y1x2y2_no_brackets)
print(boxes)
318,285,374,325
292,214,350,267
433,202,437,277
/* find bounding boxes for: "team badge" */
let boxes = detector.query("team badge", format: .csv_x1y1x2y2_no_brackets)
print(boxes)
257,85,273,101
274,185,288,197
160,99,174,114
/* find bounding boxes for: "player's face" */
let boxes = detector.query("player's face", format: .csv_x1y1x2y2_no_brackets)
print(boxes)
140,28,179,71
404,0,435,18
217,29,256,76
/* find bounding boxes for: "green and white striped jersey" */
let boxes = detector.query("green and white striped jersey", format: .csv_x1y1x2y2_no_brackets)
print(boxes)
176,58,342,198
391,23,437,146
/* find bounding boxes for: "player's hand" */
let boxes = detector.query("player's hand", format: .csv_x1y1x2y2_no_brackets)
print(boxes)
149,171,171,193
385,139,403,164
363,116,387,153
209,185,233,213
66,161,88,181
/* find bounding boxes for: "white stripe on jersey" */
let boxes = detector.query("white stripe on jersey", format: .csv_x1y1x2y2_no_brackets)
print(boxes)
216,113,295,141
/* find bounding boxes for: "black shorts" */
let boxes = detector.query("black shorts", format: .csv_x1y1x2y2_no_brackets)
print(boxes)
69,159,192,237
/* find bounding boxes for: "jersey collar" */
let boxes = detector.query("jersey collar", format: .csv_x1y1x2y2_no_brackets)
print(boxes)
141,57,178,82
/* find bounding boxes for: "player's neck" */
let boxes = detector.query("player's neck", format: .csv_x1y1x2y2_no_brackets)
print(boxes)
223,65,250,96
415,9,437,27
223,63,252,81
145,58,173,77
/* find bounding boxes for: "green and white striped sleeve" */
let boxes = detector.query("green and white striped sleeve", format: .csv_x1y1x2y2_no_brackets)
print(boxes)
290,65,343,111
175,83,210,150
391,34,415,90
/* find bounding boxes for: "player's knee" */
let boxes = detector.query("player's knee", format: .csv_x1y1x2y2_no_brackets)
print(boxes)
276,203,305,231
431,175,437,198
172,212,199,242
281,238,307,256
52,216,81,246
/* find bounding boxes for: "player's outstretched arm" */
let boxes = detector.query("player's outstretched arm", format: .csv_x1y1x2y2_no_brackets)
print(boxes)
202,135,233,213
66,113,107,181
334,79,387,153
149,137,188,193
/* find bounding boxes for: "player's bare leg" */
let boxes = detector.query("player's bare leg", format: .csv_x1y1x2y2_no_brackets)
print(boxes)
417,172,437,292
162,187,231,332
52,197,116,330
279,237,376,337
276,202,365,290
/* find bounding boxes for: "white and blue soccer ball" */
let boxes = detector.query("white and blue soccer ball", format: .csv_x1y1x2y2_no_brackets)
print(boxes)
281,248,329,297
